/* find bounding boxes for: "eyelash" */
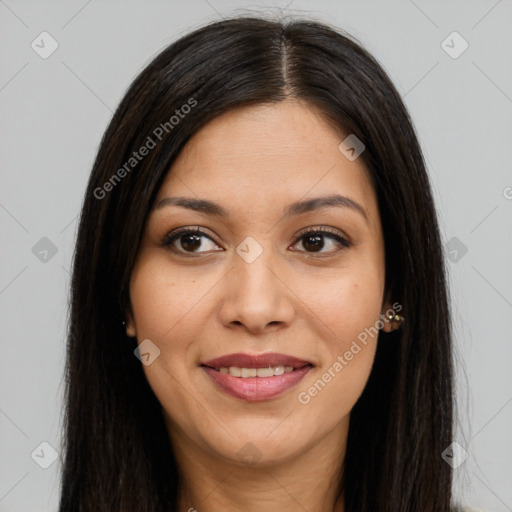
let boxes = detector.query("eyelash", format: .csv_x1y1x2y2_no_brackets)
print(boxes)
160,225,351,257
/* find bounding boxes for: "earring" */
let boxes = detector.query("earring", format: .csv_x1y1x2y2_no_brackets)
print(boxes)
386,311,404,328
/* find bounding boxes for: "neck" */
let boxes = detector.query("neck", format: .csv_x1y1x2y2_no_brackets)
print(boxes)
171,421,348,512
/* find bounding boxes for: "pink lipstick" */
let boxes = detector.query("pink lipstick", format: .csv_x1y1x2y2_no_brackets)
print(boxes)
201,352,313,401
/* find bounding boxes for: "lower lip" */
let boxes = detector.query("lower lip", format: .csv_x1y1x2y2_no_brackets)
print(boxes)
202,366,312,402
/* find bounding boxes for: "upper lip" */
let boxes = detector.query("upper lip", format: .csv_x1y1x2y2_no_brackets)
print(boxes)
201,352,312,369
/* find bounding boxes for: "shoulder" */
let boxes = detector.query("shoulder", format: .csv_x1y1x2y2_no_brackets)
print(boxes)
461,506,487,512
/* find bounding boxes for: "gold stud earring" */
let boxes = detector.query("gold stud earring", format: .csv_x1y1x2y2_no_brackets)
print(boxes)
387,311,404,328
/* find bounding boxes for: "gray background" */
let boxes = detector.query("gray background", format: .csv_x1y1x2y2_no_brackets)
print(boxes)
1,0,511,510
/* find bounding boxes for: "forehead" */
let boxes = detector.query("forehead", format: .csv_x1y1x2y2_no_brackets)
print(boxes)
155,99,378,221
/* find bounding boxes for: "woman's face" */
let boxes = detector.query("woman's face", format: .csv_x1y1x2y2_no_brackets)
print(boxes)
127,99,393,467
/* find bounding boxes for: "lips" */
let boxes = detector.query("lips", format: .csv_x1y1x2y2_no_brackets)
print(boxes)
201,352,313,402
201,352,311,369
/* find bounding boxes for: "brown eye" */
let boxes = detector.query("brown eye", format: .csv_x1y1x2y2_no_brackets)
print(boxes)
162,227,223,254
301,233,325,252
291,227,350,254
177,233,202,252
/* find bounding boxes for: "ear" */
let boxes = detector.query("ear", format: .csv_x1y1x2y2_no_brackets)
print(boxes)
125,310,137,338
380,288,397,333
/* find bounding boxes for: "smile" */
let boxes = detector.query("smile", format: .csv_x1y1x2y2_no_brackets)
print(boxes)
213,365,294,377
201,352,313,401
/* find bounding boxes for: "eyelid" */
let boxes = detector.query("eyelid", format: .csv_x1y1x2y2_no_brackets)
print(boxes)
161,224,351,256
161,226,222,248
293,225,350,244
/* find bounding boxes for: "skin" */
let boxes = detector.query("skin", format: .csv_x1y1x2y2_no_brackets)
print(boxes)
126,99,398,512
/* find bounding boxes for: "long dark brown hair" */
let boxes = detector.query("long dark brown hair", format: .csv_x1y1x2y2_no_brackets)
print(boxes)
59,15,457,511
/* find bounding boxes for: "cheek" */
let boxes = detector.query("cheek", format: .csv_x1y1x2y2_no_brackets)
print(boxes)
296,263,383,409
128,259,207,423
307,262,384,346
333,281,382,340
129,256,202,340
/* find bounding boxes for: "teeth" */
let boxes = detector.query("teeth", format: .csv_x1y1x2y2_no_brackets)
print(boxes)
256,367,274,377
218,365,296,377
241,368,257,378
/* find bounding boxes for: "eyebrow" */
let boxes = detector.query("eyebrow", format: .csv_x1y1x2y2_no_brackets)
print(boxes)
154,194,368,222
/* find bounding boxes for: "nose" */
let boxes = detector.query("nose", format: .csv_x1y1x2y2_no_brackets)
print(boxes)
218,246,295,335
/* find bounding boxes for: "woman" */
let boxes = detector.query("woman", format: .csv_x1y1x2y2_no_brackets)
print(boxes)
59,15,472,511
